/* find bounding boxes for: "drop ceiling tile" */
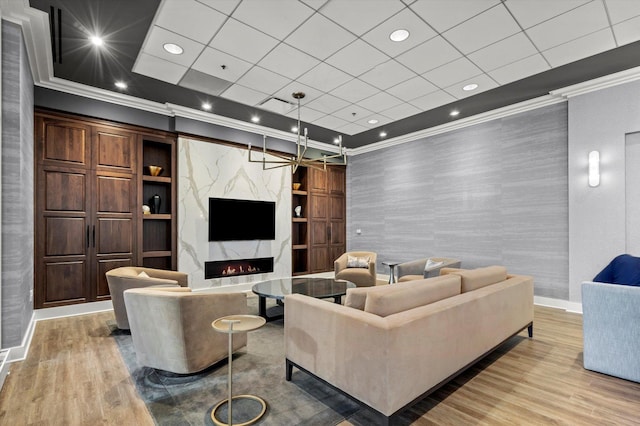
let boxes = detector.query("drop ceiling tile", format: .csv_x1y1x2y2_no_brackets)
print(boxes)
179,69,233,96
325,39,389,78
386,76,438,101
142,26,206,66
331,78,379,103
422,57,482,89
209,18,279,63
298,62,353,92
359,60,416,91
232,0,314,40
468,32,538,72
361,8,438,57
236,66,291,93
155,0,227,44
191,47,253,82
272,82,324,106
542,28,616,68
487,54,550,85
409,90,456,111
220,84,268,106
605,0,640,24
305,94,350,114
336,122,369,136
320,0,406,36
285,106,326,123
358,91,403,113
300,0,329,10
381,102,422,121
409,0,500,33
396,36,462,74
359,114,394,128
285,13,357,60
313,114,350,130
443,74,498,99
132,53,188,84
613,15,640,46
333,104,375,123
443,4,521,55
258,43,320,80
196,0,241,16
525,1,610,51
505,0,591,29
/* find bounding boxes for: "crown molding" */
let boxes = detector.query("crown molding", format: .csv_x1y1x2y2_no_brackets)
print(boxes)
550,65,640,98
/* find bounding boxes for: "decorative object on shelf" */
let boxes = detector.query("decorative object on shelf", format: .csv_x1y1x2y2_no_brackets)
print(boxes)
294,206,302,217
292,183,301,190
142,205,151,215
150,194,161,214
248,92,346,172
145,165,164,176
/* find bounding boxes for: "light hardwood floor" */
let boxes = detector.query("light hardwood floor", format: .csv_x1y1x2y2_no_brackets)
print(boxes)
0,306,638,425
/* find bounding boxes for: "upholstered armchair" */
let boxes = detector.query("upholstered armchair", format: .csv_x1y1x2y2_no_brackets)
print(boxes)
396,257,461,282
334,251,377,287
106,266,189,329
124,287,248,374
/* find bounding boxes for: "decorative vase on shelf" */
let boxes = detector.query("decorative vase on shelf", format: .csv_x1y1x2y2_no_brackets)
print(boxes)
150,194,161,214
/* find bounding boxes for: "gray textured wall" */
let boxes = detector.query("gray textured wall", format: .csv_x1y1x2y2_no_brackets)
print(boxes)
347,102,568,299
1,21,34,348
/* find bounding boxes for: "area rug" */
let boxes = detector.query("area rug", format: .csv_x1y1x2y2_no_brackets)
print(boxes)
112,299,377,425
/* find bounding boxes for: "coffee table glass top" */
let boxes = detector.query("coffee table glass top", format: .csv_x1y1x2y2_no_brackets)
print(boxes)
252,277,355,300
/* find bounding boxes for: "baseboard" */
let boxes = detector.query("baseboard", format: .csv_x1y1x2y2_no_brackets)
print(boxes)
0,350,10,391
534,296,583,314
33,300,114,321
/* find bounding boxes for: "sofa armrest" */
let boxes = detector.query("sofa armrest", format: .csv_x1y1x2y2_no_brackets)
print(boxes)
396,258,427,278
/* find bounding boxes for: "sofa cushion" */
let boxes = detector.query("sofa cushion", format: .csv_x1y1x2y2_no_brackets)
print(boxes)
398,274,423,282
363,275,461,317
444,265,507,293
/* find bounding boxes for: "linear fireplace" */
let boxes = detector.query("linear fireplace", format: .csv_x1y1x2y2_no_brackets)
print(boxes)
205,257,274,279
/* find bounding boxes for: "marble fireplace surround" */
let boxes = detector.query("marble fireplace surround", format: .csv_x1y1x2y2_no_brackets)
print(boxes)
178,136,291,290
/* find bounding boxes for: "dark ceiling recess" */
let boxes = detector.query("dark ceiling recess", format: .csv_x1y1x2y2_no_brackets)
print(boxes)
48,6,61,64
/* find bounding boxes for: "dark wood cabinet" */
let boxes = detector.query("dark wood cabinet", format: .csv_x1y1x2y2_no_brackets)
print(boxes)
293,165,345,274
34,111,176,308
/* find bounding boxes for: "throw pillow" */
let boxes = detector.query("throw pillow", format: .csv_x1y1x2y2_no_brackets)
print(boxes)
137,271,150,278
424,258,444,272
347,255,370,268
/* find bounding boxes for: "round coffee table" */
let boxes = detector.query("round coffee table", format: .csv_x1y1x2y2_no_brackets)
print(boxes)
252,277,355,321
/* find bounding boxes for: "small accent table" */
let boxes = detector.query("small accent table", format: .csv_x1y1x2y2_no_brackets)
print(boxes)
211,314,267,426
382,261,400,284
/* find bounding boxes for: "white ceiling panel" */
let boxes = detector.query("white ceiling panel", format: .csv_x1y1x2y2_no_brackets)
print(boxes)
444,73,498,100
300,0,329,10
359,60,415,90
320,0,406,36
235,66,291,93
333,104,375,123
423,57,482,89
396,36,462,75
209,18,279,63
313,114,350,130
358,91,403,113
155,0,227,44
191,47,253,82
361,8,438,57
410,0,500,33
285,13,357,60
337,122,369,136
613,15,640,46
220,83,268,105
504,0,589,29
525,1,610,51
331,78,378,103
272,81,324,105
305,93,350,114
232,0,314,40
409,90,456,111
542,28,616,68
487,54,550,85
605,0,640,24
386,76,438,101
360,113,394,128
297,62,353,93
468,32,539,72
325,39,389,78
380,102,422,121
258,43,320,80
133,53,188,84
196,0,241,16
443,4,521,55
286,105,326,123
142,26,206,67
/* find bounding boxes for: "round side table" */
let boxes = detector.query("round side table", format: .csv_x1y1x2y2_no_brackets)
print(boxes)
211,314,267,426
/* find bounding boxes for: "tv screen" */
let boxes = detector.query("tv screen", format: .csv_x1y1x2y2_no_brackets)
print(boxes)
208,198,276,241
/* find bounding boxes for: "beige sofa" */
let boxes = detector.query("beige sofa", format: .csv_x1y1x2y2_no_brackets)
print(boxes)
285,266,533,424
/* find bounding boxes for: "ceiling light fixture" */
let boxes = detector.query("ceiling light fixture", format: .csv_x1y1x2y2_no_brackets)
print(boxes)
368,119,379,125
380,131,387,138
90,35,104,46
450,110,460,117
463,83,478,91
163,43,184,55
248,91,346,172
389,29,410,42
202,102,212,111
114,81,127,89
251,115,260,123
291,126,298,133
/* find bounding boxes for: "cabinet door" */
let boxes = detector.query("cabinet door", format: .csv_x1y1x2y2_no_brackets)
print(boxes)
36,116,91,168
329,166,346,194
93,126,137,173
309,167,328,192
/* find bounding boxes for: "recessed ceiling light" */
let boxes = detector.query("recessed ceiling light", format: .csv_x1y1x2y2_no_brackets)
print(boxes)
368,119,379,125
163,43,184,55
333,136,342,145
90,35,103,46
291,126,298,133
380,131,387,138
450,110,460,117
251,115,260,123
389,29,409,42
202,102,212,111
463,83,478,91
114,81,127,90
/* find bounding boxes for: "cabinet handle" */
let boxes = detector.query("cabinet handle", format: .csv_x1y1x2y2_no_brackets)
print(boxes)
86,225,90,248
92,225,96,248
327,226,331,242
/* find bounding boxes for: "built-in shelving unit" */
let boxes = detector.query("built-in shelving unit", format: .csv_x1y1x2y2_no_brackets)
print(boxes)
292,168,309,275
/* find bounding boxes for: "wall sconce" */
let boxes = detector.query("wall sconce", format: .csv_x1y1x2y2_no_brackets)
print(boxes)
588,150,600,187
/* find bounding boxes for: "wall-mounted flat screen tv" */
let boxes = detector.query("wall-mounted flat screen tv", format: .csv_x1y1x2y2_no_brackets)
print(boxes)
208,198,276,241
